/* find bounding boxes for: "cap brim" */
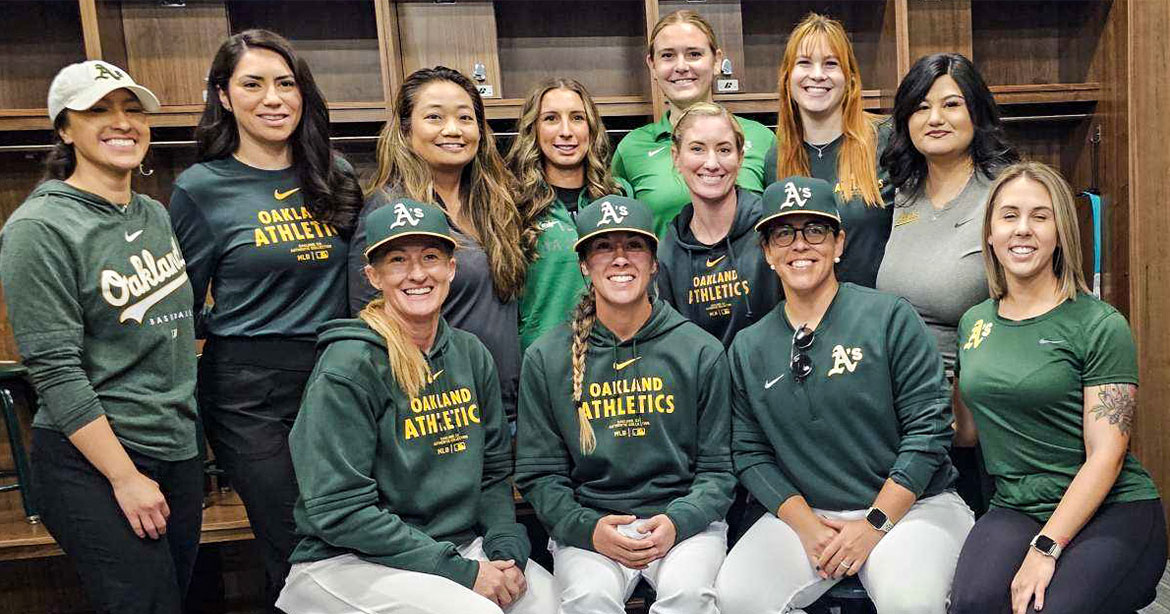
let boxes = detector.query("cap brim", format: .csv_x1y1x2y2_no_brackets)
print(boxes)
364,231,458,260
66,83,162,115
755,210,842,233
573,227,659,251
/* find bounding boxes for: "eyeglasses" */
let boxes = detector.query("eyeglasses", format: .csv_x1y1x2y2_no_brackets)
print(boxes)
767,222,833,247
790,324,815,382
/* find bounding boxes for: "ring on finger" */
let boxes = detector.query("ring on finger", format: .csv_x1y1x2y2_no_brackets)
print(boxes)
838,560,853,570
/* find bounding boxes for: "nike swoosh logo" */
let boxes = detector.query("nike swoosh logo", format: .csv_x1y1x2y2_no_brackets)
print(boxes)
706,254,727,268
764,374,785,389
647,146,667,158
954,216,977,228
430,369,444,379
124,230,143,242
613,357,642,370
274,187,300,201
1038,339,1065,345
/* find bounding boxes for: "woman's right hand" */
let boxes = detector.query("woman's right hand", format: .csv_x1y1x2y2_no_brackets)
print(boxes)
592,515,659,570
793,515,840,577
110,471,170,539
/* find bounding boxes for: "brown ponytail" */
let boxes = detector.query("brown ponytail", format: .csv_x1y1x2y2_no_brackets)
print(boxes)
570,288,598,454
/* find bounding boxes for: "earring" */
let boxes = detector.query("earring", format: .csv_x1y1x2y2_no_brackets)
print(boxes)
833,257,841,264
139,164,154,177
769,264,775,270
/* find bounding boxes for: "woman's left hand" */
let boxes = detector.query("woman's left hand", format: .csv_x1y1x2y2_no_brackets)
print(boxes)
817,518,883,579
642,514,677,561
1011,549,1056,613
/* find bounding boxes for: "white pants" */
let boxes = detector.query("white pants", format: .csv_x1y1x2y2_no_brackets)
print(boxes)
716,491,974,614
275,537,558,614
551,520,727,614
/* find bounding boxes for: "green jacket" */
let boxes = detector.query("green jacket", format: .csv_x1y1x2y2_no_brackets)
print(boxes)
288,318,528,588
730,283,956,513
0,181,197,461
515,299,735,551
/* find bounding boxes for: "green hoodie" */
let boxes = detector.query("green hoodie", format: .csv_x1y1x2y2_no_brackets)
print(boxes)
0,181,197,461
657,187,782,348
288,318,528,588
515,299,735,551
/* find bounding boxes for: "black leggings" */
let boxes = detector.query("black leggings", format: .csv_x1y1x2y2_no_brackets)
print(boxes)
949,499,1167,614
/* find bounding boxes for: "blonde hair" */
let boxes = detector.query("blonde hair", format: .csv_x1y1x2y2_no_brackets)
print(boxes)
507,79,621,259
671,102,745,155
359,297,431,398
366,67,526,301
776,13,883,207
982,161,1089,301
648,9,720,57
569,290,598,454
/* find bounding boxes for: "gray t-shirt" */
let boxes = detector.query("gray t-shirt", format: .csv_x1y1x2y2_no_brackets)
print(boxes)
876,172,993,372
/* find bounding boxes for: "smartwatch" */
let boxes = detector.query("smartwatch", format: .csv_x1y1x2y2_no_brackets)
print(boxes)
1030,534,1063,560
865,507,894,533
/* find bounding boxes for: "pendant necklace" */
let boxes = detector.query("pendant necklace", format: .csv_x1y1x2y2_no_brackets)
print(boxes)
807,141,831,159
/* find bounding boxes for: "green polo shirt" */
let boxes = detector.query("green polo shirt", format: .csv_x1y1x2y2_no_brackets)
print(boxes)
613,111,777,237
956,295,1159,521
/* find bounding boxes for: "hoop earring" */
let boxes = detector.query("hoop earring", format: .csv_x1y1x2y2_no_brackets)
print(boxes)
139,163,154,177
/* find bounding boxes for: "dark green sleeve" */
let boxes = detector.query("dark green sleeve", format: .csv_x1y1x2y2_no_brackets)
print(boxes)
168,185,215,337
472,341,530,567
664,346,736,541
886,299,953,496
655,245,677,310
0,219,104,435
290,367,479,588
1081,310,1139,386
347,194,389,316
729,342,800,514
763,139,778,185
514,349,604,551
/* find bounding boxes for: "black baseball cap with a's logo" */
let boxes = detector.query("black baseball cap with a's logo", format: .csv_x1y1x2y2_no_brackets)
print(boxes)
573,195,657,252
364,199,457,259
756,176,842,232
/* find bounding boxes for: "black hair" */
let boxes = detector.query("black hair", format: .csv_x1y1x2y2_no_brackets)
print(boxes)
881,52,1018,194
43,114,76,180
196,29,361,234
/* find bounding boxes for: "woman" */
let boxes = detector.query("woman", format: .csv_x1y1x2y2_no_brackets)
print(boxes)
658,101,781,348
716,177,973,614
613,10,776,237
168,29,363,605
350,66,526,421
506,78,632,351
949,162,1165,614
277,200,555,614
515,196,735,614
766,13,895,287
876,52,1018,374
0,61,201,612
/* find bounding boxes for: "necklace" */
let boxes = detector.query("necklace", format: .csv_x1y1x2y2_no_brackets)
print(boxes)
807,141,832,159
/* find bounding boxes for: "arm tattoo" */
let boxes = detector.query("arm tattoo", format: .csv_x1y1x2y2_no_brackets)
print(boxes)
1090,384,1136,436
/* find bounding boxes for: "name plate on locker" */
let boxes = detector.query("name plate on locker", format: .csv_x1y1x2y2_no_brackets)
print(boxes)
716,79,740,93
477,85,495,97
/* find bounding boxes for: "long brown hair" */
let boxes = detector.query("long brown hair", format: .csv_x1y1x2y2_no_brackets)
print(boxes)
776,13,883,207
367,66,526,301
507,79,621,258
569,289,599,454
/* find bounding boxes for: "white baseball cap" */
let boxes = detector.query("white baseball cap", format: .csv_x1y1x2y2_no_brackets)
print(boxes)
47,60,161,124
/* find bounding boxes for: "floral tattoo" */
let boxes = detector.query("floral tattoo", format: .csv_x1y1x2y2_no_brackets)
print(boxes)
1090,384,1136,435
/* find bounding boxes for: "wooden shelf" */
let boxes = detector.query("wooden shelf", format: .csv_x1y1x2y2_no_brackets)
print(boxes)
990,83,1101,105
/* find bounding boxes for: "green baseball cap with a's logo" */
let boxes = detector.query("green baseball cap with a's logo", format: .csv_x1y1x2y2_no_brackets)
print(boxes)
756,176,842,232
364,198,457,259
573,195,658,251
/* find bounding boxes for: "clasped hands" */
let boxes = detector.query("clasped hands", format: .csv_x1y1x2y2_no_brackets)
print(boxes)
592,514,677,570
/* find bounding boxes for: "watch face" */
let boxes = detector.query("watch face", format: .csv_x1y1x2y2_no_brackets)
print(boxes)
1034,535,1056,553
866,508,889,528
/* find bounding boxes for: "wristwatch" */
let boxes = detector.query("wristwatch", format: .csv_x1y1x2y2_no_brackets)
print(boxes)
1030,534,1063,560
865,507,894,533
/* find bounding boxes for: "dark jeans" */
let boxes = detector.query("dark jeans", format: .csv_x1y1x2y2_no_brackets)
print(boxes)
199,336,314,609
31,428,203,614
949,499,1167,614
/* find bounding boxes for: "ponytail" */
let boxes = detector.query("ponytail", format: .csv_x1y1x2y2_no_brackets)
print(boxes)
359,297,431,398
570,288,598,454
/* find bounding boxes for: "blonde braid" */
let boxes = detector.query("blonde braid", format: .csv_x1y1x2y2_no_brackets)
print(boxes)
570,289,598,454
358,297,431,398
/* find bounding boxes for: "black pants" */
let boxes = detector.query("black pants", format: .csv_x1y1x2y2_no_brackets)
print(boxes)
949,499,1167,614
199,336,314,610
31,428,203,614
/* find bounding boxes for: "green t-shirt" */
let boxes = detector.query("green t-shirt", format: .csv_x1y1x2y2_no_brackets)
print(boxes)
612,111,777,237
956,295,1160,521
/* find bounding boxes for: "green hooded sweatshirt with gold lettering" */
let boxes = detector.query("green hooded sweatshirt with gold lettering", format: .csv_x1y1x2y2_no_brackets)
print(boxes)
288,317,528,589
515,299,735,551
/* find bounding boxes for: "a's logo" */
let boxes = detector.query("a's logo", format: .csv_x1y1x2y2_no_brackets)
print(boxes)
780,182,811,210
613,357,642,371
893,212,919,227
389,202,425,229
596,201,629,226
1038,338,1065,345
274,187,300,201
764,373,785,389
963,319,994,350
93,64,124,81
124,229,143,242
100,238,188,323
827,345,863,377
538,220,559,231
647,146,667,158
706,254,727,268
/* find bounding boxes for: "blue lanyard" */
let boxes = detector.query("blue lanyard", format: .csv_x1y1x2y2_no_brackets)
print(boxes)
1081,191,1103,297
